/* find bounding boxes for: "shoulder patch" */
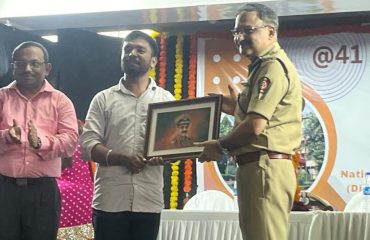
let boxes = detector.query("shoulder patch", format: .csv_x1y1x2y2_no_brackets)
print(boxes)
258,77,271,100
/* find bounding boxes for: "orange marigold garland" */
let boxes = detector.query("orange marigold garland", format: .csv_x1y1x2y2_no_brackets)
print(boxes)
183,159,193,205
292,151,302,203
188,35,197,98
182,35,197,204
174,34,184,100
158,33,167,88
170,160,180,209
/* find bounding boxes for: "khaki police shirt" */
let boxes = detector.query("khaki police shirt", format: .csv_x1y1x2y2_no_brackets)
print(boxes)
232,42,302,155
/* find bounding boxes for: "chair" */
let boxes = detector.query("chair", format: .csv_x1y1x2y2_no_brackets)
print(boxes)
344,192,365,212
183,190,238,211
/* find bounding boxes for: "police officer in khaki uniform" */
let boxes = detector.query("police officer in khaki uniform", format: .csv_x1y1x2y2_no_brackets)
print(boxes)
195,3,302,240
171,114,193,148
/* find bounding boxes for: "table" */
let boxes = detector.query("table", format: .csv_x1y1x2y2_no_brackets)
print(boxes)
308,211,370,240
57,211,370,240
158,210,370,240
158,210,314,240
159,210,242,240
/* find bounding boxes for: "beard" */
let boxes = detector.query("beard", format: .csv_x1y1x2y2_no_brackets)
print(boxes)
121,57,151,76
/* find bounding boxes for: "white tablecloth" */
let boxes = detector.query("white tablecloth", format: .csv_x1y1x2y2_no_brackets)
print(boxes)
159,210,243,240
158,210,370,240
58,210,370,240
308,211,370,240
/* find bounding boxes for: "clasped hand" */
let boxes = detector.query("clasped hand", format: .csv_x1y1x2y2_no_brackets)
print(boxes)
8,119,40,148
193,140,223,163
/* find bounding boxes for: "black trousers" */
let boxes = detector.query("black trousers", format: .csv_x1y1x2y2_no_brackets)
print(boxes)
93,209,161,240
0,177,61,240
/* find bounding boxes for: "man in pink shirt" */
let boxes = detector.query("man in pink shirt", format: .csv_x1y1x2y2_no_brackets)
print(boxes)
0,41,78,240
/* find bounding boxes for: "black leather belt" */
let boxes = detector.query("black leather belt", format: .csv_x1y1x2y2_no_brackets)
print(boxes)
236,151,291,166
0,174,55,187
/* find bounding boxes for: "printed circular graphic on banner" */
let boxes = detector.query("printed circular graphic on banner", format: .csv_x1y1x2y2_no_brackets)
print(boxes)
281,33,367,102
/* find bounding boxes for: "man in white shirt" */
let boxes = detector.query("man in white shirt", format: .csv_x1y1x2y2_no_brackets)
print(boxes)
80,31,174,240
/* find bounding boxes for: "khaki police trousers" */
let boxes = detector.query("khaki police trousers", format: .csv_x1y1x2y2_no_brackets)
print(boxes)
236,151,296,240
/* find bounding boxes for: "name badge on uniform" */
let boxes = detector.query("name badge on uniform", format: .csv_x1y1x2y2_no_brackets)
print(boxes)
258,77,271,100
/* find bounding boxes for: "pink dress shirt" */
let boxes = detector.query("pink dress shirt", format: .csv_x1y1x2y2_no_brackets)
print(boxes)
0,80,78,178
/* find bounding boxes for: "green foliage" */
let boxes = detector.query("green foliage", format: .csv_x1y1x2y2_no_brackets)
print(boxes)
298,169,312,189
219,114,234,138
303,112,325,163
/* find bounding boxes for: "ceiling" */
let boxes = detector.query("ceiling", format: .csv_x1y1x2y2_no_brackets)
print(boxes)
1,0,370,35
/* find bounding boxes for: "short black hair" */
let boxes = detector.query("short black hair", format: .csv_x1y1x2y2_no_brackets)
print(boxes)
12,41,49,62
124,31,159,57
237,3,279,30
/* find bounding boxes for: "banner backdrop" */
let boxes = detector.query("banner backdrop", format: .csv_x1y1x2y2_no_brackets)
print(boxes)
196,31,370,210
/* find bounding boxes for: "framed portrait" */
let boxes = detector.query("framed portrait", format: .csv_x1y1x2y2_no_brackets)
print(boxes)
144,95,222,160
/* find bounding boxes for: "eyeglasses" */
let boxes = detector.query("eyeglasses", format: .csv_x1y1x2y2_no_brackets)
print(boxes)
13,60,45,69
231,25,270,36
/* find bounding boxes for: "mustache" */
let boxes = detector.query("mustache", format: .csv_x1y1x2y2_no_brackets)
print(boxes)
124,56,140,63
20,73,34,77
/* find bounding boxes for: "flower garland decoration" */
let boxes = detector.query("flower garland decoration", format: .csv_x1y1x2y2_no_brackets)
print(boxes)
183,159,193,205
170,160,181,209
148,31,160,80
292,151,302,203
149,66,156,80
174,34,184,100
188,35,197,98
182,35,197,204
158,33,167,88
169,35,185,209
